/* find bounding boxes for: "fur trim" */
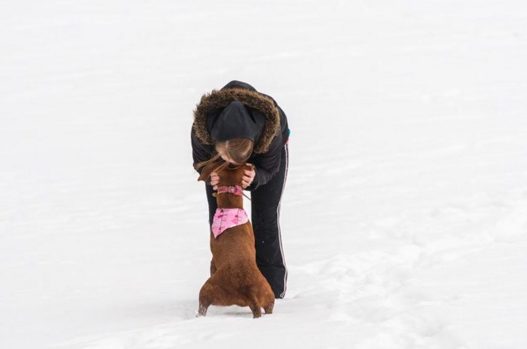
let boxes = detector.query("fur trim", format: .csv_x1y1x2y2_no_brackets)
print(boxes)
192,88,280,153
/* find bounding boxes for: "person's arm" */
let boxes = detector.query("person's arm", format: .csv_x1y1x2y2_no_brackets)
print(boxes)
247,133,283,190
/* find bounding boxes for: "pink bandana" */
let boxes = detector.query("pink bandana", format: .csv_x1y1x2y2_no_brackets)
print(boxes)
211,208,249,238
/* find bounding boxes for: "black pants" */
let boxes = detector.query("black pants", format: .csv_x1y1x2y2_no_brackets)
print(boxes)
205,144,289,298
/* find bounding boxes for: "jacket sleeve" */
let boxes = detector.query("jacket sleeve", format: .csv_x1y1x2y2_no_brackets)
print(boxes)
248,132,283,190
191,128,214,173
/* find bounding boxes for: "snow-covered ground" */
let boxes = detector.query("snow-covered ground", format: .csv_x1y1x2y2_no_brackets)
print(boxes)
1,1,527,348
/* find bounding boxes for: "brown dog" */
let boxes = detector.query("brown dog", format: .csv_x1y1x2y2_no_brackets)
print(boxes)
197,161,275,318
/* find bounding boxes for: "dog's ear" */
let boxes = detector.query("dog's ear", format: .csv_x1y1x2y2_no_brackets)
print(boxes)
197,160,223,182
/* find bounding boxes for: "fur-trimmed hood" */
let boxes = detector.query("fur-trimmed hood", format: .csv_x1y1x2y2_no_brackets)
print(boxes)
192,82,281,154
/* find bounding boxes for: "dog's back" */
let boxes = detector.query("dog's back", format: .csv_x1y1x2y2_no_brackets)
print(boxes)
202,223,274,310
197,162,275,318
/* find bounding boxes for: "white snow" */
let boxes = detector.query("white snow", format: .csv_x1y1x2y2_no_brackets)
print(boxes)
1,1,527,348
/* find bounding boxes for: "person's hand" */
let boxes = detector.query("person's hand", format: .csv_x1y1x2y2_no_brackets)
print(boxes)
242,164,256,189
210,171,219,190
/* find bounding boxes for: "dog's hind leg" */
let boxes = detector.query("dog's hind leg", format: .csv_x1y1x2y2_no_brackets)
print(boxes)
258,284,275,315
197,280,214,317
198,302,209,317
249,303,262,318
198,276,235,316
264,300,274,314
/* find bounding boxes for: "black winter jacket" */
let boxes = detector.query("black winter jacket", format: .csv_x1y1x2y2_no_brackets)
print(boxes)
191,80,289,190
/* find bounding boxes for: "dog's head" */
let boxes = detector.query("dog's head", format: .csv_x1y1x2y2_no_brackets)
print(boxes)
198,161,252,187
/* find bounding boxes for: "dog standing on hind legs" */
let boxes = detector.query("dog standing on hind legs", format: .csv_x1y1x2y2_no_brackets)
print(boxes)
197,161,275,318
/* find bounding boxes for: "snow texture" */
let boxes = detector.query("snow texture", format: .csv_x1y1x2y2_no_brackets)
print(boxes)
1,1,527,348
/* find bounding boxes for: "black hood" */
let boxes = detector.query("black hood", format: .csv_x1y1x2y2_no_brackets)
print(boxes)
192,81,281,153
209,100,266,143
222,80,257,91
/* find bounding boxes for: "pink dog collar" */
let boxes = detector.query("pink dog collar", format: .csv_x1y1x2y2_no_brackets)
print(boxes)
216,185,243,196
211,208,249,238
